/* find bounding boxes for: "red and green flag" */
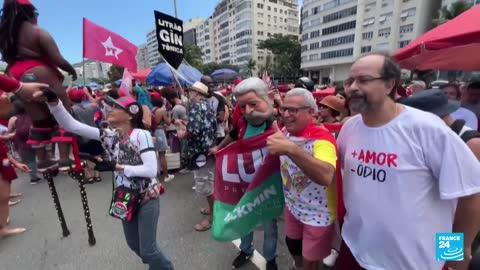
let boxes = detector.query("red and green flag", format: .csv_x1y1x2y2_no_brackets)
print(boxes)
211,131,284,241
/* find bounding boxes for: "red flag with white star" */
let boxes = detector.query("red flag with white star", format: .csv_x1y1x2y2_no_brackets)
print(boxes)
83,18,138,72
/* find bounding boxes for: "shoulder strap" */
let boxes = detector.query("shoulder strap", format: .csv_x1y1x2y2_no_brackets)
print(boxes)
461,130,480,143
451,119,466,135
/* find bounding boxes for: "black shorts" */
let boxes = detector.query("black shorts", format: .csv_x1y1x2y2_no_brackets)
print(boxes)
79,140,103,156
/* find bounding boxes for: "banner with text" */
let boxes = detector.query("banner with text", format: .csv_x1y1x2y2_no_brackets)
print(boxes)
211,131,284,241
154,11,184,70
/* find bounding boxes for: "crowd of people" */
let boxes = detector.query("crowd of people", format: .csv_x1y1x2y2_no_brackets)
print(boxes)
1,1,480,270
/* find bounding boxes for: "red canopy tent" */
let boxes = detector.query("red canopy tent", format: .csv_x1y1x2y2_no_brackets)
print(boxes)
394,5,480,71
131,68,151,83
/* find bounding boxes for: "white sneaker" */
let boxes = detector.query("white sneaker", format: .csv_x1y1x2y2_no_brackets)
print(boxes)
164,174,175,183
192,186,196,190
323,249,339,267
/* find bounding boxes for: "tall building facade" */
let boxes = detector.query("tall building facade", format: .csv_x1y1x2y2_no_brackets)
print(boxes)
146,28,163,68
195,0,299,74
136,43,150,71
300,0,441,84
184,17,206,46
74,61,112,81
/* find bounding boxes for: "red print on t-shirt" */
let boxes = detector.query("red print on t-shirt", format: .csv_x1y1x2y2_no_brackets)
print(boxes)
352,149,398,168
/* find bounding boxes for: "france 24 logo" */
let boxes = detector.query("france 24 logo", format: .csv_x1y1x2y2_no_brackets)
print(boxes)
436,233,464,261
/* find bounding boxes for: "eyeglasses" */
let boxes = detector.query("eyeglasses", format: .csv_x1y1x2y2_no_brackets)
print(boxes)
279,106,311,114
344,76,385,87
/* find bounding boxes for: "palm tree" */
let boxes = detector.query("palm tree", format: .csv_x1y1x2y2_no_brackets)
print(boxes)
433,0,473,26
246,59,256,77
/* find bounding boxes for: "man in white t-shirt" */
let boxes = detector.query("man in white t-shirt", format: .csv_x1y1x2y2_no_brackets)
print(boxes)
335,52,480,270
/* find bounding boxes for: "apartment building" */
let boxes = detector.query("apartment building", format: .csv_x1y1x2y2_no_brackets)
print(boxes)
136,44,150,71
184,17,205,46
300,0,440,84
146,17,205,68
195,0,299,74
73,60,112,81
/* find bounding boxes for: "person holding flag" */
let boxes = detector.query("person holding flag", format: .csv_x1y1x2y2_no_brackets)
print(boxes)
211,77,279,270
0,0,78,172
267,88,338,270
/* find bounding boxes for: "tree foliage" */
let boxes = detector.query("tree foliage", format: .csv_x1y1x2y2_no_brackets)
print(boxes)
258,34,301,80
184,44,203,70
107,65,124,83
433,0,472,26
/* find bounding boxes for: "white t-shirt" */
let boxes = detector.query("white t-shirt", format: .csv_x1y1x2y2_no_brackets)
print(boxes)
452,107,478,130
337,106,480,270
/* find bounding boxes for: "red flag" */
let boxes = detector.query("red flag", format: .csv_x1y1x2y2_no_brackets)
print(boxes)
83,18,138,72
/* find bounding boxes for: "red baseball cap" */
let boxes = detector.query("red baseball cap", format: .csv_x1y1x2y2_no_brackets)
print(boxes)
105,95,141,116
68,88,85,101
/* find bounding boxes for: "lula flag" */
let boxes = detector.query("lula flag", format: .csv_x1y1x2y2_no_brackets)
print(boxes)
212,131,284,241
154,10,184,69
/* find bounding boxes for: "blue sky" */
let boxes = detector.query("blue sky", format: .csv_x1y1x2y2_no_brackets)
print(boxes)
32,0,221,64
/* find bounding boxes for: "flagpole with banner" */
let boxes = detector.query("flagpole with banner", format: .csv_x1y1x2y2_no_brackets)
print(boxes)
82,59,86,86
83,17,138,73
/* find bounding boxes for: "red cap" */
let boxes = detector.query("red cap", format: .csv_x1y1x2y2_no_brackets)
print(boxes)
150,92,162,99
68,88,85,102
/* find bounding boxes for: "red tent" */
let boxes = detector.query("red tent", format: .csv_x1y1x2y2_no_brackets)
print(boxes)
131,68,151,82
394,5,480,71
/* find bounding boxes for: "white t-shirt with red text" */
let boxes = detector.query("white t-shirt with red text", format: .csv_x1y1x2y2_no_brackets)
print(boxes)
337,106,480,270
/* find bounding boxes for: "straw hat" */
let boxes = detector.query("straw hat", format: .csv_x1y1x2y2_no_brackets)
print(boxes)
188,82,209,95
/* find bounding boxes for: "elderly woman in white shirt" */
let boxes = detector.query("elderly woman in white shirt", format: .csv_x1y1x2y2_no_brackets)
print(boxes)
38,89,174,270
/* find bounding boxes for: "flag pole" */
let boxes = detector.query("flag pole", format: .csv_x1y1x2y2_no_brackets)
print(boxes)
82,58,86,86
173,0,178,18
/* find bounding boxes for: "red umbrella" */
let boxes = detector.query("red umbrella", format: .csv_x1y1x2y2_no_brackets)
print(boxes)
394,5,480,71
131,68,152,82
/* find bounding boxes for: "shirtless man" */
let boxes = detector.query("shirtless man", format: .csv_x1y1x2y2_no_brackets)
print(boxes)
0,0,77,172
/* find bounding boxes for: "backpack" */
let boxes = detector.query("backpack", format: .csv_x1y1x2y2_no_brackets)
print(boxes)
450,119,480,143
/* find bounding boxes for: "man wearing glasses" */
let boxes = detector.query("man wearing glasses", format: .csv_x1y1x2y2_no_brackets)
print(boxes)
267,88,338,270
335,52,480,270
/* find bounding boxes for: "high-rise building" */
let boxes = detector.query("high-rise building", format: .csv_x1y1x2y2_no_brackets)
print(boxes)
300,0,441,84
195,0,299,75
196,18,215,63
146,28,163,68
136,44,150,71
184,17,206,46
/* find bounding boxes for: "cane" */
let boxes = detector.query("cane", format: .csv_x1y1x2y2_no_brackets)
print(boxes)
69,137,96,246
42,168,70,237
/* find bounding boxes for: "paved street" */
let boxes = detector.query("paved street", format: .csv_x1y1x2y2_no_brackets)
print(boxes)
1,170,293,270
